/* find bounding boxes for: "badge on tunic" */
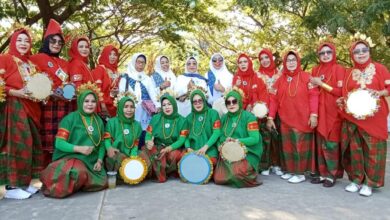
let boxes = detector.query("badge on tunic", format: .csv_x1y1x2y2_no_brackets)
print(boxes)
198,116,203,121
243,81,248,86
87,126,94,134
48,61,54,68
232,122,237,128
287,77,292,82
55,68,68,82
165,123,170,128
123,129,129,135
320,75,325,80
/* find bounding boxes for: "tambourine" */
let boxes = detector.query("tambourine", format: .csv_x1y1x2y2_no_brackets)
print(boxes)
345,88,380,120
251,102,268,119
212,97,228,117
119,156,148,185
178,152,213,184
220,140,247,162
25,73,52,101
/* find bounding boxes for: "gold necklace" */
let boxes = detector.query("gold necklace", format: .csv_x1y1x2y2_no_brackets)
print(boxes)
121,122,135,149
223,110,243,137
191,111,207,136
288,72,300,97
80,113,102,146
162,117,176,139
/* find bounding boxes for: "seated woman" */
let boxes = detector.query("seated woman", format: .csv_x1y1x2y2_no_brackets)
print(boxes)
141,91,188,182
214,88,263,188
40,83,107,198
104,92,142,179
185,87,221,166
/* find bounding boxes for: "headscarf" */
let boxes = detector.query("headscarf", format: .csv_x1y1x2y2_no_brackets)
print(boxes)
39,34,64,57
154,55,175,76
185,56,199,73
349,41,372,70
208,53,233,89
258,49,276,76
160,94,179,119
117,96,135,124
98,45,119,72
236,53,255,77
69,37,90,63
282,51,302,77
225,89,243,116
314,42,338,78
77,90,98,116
190,89,209,114
8,29,32,62
127,53,147,80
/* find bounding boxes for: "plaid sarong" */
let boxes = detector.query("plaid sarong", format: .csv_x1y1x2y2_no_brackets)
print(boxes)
316,133,340,179
214,158,260,188
259,118,282,171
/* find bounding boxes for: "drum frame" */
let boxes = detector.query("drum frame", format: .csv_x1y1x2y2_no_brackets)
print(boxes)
251,101,268,119
119,156,148,185
178,152,213,184
25,73,53,102
345,88,380,120
220,140,247,163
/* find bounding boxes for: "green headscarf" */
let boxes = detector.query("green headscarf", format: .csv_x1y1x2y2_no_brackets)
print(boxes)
160,94,179,119
190,89,209,114
225,89,243,116
77,90,98,116
117,96,135,124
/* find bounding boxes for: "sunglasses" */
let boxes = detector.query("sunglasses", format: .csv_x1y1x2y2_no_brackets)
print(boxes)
286,58,297,63
353,47,369,55
225,99,238,106
192,98,203,105
49,39,64,46
212,58,224,63
318,50,333,56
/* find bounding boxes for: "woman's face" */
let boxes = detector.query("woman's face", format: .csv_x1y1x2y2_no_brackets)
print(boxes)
77,40,90,57
123,100,135,119
352,43,370,64
238,57,249,71
15,33,30,55
109,50,118,65
225,96,239,113
212,54,224,70
318,46,333,63
286,54,297,71
162,99,173,115
135,56,146,72
160,57,170,72
260,53,271,68
83,94,97,114
192,94,204,112
186,58,198,73
49,35,63,54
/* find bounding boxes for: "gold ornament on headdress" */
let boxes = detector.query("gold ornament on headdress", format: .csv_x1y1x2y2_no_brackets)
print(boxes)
77,82,103,101
350,32,376,47
281,46,300,58
0,77,6,102
223,86,245,99
260,44,276,54
113,91,138,107
7,23,32,38
157,88,177,101
188,85,208,100
317,35,336,46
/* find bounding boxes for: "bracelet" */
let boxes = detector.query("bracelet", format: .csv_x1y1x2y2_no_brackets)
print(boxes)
321,83,333,92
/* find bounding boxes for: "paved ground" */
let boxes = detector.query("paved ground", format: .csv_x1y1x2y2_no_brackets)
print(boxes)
1,149,390,220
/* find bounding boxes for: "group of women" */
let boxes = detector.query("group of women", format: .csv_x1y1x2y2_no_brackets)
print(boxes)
0,19,388,199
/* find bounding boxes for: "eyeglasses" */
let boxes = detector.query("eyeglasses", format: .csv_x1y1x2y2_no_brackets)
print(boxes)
212,58,223,63
49,39,64,46
286,58,297,63
225,99,238,106
318,50,333,56
353,47,369,55
192,98,203,105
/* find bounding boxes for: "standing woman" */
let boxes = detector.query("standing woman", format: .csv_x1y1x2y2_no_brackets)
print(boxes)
0,29,44,199
214,88,262,188
30,19,71,167
141,91,188,182
232,53,258,111
309,40,345,187
339,36,389,196
206,53,233,104
151,55,177,94
256,48,283,176
176,56,211,117
40,83,107,198
93,45,121,118
185,87,221,165
267,50,319,184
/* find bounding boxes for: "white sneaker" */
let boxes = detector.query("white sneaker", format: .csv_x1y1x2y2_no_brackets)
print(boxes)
261,169,270,176
281,173,293,180
345,182,361,193
359,185,372,197
4,188,31,200
272,166,284,176
288,175,306,183
26,185,39,194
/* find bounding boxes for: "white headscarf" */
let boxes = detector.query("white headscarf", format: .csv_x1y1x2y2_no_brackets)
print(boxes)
208,53,233,88
185,56,199,73
154,55,175,76
127,53,147,81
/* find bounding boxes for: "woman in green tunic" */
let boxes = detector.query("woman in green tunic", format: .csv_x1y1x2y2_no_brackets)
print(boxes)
40,84,107,198
214,87,263,188
185,87,221,165
104,93,143,178
141,91,188,182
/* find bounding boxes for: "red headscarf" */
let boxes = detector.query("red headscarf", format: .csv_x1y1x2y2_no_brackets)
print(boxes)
236,53,255,77
68,37,90,63
282,51,302,77
98,45,119,72
8,29,32,62
258,49,276,76
349,41,372,70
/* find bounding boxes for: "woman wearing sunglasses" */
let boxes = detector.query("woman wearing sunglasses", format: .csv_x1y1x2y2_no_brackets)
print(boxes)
337,37,390,197
267,50,319,184
309,40,346,188
206,53,233,104
214,87,262,188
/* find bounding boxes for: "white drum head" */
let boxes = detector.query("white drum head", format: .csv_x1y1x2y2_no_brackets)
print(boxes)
221,141,246,162
251,102,268,118
26,74,52,100
123,160,144,180
346,89,378,119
